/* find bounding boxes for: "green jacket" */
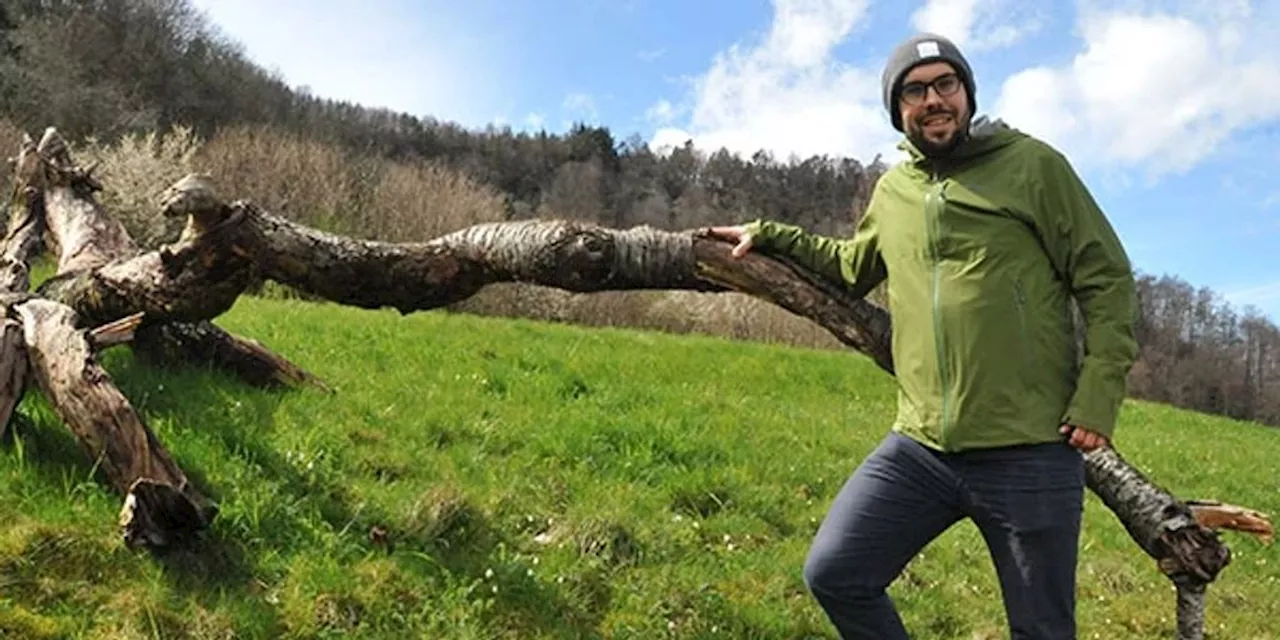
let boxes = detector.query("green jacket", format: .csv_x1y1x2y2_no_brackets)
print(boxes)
746,118,1139,452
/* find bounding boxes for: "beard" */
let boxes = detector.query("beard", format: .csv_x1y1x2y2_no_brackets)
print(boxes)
906,106,968,158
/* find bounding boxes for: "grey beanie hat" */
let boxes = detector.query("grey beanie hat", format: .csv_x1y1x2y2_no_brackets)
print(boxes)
881,33,976,132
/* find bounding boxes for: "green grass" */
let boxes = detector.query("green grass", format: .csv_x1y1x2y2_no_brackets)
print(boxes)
1,295,1277,639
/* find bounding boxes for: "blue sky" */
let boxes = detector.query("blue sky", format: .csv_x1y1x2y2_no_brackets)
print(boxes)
192,0,1280,323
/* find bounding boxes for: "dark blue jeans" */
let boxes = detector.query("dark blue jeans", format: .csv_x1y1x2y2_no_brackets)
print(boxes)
803,432,1085,639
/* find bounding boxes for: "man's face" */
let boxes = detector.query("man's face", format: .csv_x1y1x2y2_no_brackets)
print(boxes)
899,61,970,156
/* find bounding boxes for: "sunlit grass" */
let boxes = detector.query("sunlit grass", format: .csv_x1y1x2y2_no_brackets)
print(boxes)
0,295,1275,638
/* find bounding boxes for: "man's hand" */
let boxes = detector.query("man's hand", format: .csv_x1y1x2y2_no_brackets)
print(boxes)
703,225,754,259
1060,424,1109,452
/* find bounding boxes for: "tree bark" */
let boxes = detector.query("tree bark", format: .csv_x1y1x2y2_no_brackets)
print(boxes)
2,134,46,293
1175,582,1206,640
18,137,320,391
14,298,215,548
30,127,135,275
1084,446,1230,583
0,317,26,440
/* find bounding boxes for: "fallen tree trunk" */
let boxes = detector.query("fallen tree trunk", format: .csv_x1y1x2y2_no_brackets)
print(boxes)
148,171,1274,553
0,129,307,550
1,128,1271,636
15,298,215,548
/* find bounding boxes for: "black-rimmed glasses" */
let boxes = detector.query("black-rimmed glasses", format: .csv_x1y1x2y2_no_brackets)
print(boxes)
900,73,962,106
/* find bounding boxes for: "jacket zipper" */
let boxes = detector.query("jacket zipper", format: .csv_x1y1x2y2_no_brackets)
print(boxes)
924,168,950,445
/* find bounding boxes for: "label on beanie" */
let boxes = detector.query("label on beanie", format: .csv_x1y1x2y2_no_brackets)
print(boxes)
916,41,940,58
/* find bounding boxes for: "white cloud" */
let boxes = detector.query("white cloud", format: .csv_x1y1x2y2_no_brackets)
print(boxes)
645,99,676,124
189,0,504,126
910,0,1043,51
650,0,898,162
993,5,1280,178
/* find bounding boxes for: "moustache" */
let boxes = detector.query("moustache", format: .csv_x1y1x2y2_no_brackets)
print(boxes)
915,106,955,124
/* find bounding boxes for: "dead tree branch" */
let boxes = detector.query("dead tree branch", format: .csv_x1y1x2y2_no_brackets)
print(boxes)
15,298,215,548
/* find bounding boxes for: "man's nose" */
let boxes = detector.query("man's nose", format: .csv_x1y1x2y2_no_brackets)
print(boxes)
921,85,945,107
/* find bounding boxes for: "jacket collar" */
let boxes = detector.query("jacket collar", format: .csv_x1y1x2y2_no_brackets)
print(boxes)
898,116,1022,172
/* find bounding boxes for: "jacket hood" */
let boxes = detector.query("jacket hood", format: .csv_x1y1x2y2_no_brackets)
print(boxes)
899,116,1025,166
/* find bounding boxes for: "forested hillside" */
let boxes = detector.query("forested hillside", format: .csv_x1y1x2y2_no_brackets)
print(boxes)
0,0,1276,426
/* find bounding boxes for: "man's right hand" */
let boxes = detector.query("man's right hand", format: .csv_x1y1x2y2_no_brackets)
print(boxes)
704,225,754,259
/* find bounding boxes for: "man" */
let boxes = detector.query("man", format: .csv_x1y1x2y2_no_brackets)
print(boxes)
706,34,1138,639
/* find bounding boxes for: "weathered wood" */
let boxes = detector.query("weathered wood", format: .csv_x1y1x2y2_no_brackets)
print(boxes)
1085,446,1230,583
1186,501,1274,544
149,172,720,314
19,151,320,392
2,134,46,293
33,128,136,275
32,163,251,329
15,298,215,548
0,317,26,440
87,311,145,350
35,228,255,328
1176,582,1206,640
693,235,894,373
49,168,1278,555
242,207,719,313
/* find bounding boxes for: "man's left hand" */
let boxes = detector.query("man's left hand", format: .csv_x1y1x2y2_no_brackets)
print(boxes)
1060,424,1109,452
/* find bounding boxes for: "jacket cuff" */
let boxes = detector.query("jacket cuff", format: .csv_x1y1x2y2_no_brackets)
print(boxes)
1062,366,1124,439
743,219,771,248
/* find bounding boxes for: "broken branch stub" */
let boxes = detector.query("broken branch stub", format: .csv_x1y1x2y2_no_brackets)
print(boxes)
33,128,135,275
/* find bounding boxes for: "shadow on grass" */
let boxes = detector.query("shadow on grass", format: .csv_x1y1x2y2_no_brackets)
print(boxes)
96,351,610,638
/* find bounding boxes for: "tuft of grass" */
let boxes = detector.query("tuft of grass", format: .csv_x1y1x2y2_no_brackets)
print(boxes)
0,295,1275,638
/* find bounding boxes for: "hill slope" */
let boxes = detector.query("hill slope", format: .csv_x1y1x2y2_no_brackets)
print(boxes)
1,296,1276,639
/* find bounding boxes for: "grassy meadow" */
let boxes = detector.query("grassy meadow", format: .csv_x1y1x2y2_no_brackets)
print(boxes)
0,294,1276,639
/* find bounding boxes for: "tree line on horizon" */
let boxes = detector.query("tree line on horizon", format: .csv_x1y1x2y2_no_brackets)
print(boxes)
0,0,1275,427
